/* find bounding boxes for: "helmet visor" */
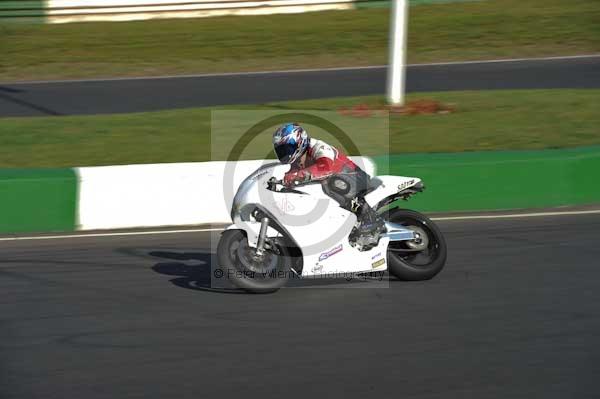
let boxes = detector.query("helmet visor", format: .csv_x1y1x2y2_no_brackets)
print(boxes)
275,142,298,164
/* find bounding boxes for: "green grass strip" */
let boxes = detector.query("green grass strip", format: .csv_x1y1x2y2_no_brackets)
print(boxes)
1,89,599,168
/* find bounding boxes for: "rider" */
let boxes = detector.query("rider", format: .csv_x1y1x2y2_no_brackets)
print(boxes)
272,122,384,235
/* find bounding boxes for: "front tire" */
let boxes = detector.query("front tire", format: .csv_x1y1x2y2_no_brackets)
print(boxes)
383,208,447,281
216,229,292,293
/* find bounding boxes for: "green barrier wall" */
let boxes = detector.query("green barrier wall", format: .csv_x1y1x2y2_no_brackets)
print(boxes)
356,0,483,9
0,168,77,233
0,146,597,234
0,1,45,22
374,146,600,213
0,0,481,23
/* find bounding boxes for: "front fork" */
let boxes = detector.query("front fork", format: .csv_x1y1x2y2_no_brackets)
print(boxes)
255,217,269,255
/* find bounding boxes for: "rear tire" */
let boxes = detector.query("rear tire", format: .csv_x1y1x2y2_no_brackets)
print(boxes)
216,229,292,293
383,208,447,281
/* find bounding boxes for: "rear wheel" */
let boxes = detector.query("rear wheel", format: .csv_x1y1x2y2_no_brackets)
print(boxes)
383,209,447,281
216,229,292,293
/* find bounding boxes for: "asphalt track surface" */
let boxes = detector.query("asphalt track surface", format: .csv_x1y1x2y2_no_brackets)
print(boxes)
1,56,600,117
2,212,599,398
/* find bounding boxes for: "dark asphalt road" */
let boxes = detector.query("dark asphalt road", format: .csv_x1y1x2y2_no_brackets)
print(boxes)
1,56,599,117
2,213,599,399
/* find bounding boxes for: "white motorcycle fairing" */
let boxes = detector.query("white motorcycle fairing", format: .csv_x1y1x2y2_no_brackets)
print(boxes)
227,163,422,277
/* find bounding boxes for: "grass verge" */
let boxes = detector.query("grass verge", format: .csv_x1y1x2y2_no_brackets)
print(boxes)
0,89,599,168
1,0,599,81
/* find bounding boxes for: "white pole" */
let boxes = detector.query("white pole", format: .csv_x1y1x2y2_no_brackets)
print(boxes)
387,0,408,106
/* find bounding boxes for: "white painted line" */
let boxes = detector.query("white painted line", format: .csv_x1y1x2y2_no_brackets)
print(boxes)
0,227,224,242
1,208,599,242
407,54,600,68
432,209,600,221
4,54,600,85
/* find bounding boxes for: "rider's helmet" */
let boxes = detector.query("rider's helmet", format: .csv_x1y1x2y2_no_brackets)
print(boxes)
272,123,310,164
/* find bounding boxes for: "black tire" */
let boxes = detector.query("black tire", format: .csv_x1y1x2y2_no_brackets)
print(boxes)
383,208,447,281
216,229,292,293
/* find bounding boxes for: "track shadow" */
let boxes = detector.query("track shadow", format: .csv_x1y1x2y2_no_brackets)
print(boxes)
149,250,245,294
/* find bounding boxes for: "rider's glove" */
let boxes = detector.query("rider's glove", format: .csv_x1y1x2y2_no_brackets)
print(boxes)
284,170,310,186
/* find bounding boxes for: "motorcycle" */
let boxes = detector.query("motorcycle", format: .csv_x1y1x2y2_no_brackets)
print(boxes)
217,162,447,293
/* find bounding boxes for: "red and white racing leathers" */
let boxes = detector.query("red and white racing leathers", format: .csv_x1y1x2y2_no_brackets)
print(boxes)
283,138,358,186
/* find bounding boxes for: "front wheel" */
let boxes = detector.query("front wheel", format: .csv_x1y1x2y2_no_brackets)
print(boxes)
383,208,447,281
216,229,292,293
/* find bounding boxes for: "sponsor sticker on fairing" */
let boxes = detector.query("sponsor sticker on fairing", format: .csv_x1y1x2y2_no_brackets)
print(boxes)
372,258,385,268
371,252,382,260
318,244,343,261
398,179,415,191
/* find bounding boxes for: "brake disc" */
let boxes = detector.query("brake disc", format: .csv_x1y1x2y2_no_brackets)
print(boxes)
236,240,278,274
